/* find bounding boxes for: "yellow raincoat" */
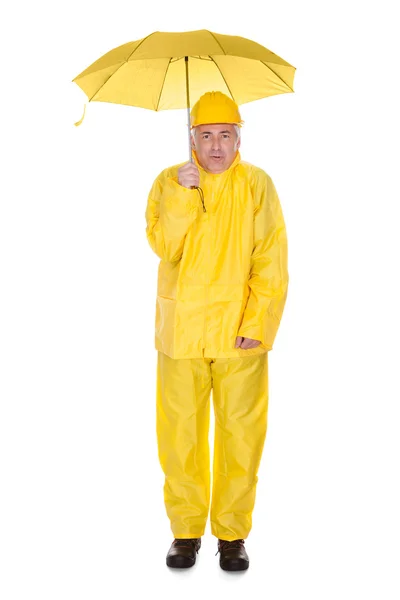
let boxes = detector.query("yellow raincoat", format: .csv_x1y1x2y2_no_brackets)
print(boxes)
146,145,289,542
145,148,289,359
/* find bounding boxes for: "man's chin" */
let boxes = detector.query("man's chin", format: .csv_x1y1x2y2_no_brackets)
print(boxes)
206,161,226,173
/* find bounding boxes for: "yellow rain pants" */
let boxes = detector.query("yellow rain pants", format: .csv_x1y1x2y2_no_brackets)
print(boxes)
156,350,269,541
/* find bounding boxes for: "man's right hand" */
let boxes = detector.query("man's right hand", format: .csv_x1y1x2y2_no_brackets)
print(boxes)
178,162,200,189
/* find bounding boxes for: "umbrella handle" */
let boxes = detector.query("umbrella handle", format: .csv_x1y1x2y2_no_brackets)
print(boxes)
185,56,204,211
187,103,194,189
187,106,193,163
185,56,193,164
186,77,196,188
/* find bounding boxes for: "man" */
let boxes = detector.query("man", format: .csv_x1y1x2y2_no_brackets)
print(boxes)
145,91,289,571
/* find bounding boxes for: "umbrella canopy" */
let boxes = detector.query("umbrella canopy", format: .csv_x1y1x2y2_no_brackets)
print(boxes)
72,29,296,158
72,29,295,111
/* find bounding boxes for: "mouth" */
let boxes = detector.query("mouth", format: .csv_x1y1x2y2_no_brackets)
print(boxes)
210,155,223,161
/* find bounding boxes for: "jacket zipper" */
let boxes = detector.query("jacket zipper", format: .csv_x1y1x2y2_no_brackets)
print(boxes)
203,197,211,353
203,285,208,353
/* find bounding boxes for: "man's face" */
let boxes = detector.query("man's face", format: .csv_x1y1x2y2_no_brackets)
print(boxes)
191,123,240,174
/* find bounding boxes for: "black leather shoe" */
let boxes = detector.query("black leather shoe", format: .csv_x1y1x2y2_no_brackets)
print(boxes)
166,538,201,568
216,538,249,571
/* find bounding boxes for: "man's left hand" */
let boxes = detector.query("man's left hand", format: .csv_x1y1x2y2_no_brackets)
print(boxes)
235,336,261,349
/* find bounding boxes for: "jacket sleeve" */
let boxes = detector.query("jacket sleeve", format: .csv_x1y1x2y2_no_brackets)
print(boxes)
237,172,289,350
145,172,200,262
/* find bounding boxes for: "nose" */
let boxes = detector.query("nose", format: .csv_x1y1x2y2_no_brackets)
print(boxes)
211,137,221,151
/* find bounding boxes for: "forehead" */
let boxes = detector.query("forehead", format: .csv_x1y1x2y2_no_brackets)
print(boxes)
196,123,236,134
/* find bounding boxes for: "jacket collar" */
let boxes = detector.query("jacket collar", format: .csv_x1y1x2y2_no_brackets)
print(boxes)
191,149,241,176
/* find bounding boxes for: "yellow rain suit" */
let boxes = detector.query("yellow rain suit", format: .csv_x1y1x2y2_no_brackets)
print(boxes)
145,148,289,540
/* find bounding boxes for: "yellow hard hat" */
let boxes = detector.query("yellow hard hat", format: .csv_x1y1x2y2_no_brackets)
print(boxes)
190,91,244,128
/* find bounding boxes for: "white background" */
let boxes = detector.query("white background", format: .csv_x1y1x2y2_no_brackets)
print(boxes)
1,0,399,598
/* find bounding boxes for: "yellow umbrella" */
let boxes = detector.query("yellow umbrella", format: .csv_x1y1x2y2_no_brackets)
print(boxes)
72,29,296,160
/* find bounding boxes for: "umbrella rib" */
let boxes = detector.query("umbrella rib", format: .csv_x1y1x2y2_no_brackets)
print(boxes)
207,30,226,55
126,30,157,61
260,60,294,92
88,32,158,101
156,57,172,111
88,64,126,101
209,57,235,100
